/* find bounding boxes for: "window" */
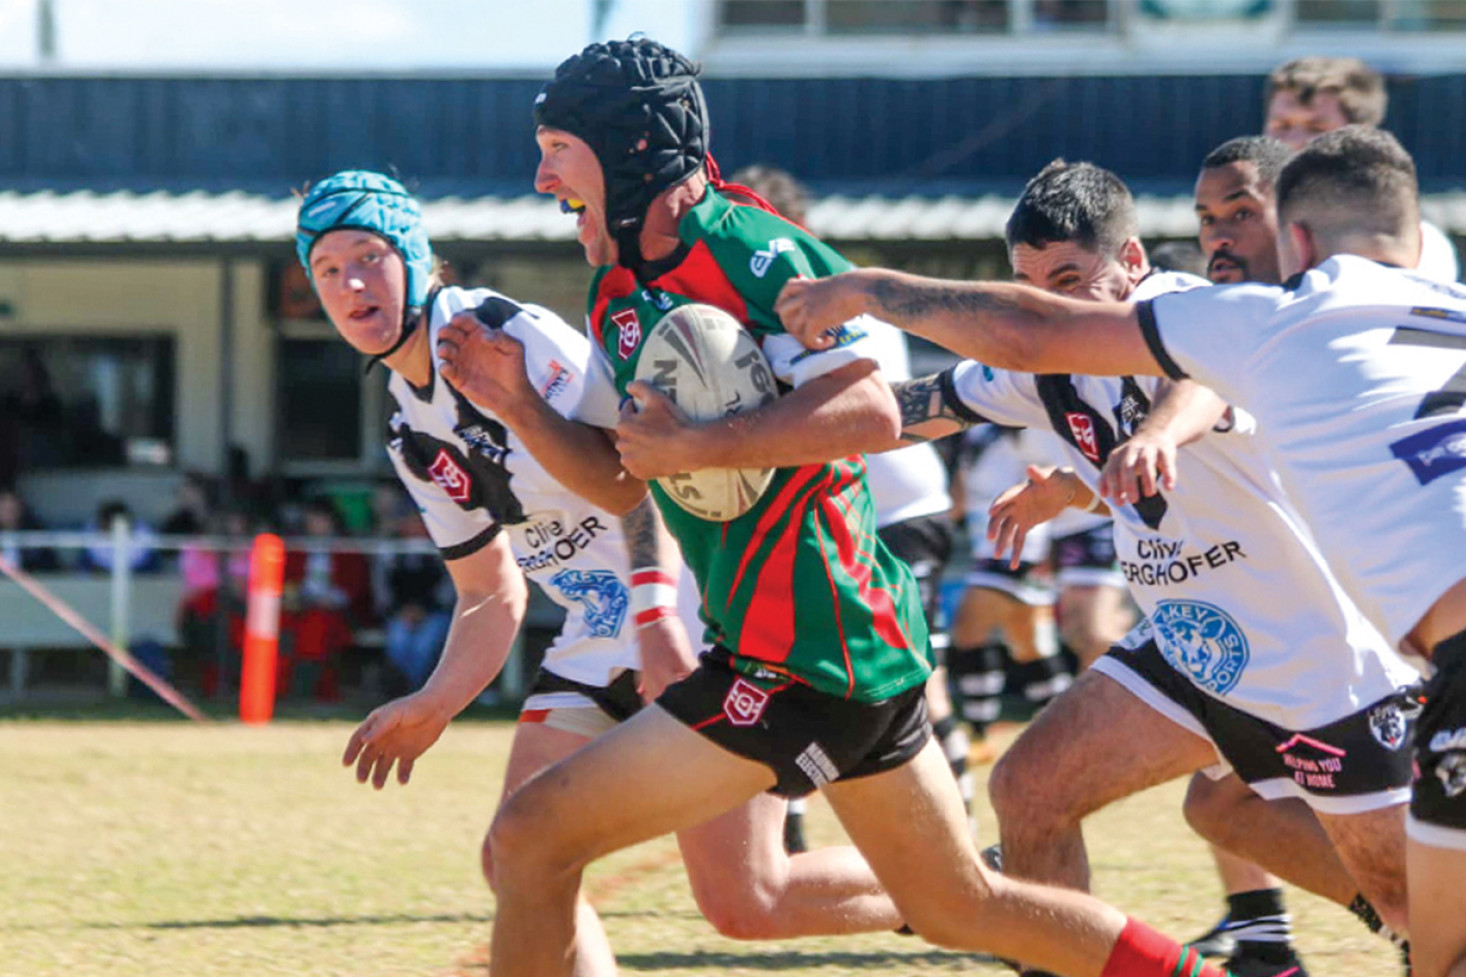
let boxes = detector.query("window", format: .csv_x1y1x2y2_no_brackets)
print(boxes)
719,0,807,29
1294,0,1380,23
826,0,1009,33
0,336,174,477
276,338,366,464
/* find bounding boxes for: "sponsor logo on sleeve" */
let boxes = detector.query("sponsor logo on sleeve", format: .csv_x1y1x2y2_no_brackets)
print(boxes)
1150,599,1249,696
723,678,771,726
539,359,573,402
1390,418,1466,485
788,321,870,364
750,238,797,279
427,449,472,503
1065,412,1102,463
610,308,642,360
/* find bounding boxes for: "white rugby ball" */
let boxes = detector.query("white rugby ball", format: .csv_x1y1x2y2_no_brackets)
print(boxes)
633,303,778,522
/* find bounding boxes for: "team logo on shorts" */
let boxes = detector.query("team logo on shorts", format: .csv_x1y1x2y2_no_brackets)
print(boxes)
723,678,771,727
611,308,642,359
1430,727,1466,752
549,569,628,639
1438,751,1466,798
1065,413,1101,463
1368,702,1411,752
427,448,472,503
1151,600,1249,696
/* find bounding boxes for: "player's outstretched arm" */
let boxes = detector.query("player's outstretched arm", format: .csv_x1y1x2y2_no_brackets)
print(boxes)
1098,380,1228,504
988,465,1103,570
438,313,647,516
342,533,528,789
616,358,899,476
775,268,1161,378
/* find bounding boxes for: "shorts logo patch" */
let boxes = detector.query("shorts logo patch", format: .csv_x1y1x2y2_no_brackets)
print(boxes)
611,308,642,359
1368,702,1411,752
1390,418,1466,485
1275,733,1347,791
1150,600,1248,696
1430,727,1466,752
1437,751,1466,798
1065,412,1101,463
723,678,770,727
794,741,840,788
549,569,628,639
427,448,472,503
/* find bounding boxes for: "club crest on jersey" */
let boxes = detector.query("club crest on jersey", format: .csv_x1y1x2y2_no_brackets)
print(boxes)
611,308,642,359
427,448,472,503
1065,413,1102,463
1368,702,1410,751
750,238,796,279
549,569,628,639
1151,600,1249,696
1391,418,1466,485
724,678,771,727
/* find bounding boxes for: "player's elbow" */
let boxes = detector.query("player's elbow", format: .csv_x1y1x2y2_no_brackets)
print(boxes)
850,368,902,447
595,478,650,518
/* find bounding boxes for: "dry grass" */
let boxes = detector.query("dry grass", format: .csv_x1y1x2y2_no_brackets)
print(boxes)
0,718,1402,976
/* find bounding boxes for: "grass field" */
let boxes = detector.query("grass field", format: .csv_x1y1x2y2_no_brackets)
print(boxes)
0,712,1404,977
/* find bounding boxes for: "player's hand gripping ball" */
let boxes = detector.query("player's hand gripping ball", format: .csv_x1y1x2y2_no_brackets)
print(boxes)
630,304,777,522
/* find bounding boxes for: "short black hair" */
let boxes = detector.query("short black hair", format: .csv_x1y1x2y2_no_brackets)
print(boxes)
1006,159,1137,258
1147,240,1207,277
1202,136,1294,191
1276,126,1418,235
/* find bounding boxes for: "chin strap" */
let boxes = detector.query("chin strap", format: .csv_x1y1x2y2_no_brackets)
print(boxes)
364,305,424,375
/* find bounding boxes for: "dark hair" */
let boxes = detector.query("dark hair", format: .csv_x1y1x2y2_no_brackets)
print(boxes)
1147,240,1207,277
1202,136,1294,191
1266,56,1387,127
1006,159,1137,258
1275,126,1418,235
729,165,808,225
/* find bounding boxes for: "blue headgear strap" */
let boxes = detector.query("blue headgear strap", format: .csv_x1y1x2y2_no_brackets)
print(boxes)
295,170,434,368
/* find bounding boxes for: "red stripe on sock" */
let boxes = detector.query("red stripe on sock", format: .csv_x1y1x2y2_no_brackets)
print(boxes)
1101,918,1229,977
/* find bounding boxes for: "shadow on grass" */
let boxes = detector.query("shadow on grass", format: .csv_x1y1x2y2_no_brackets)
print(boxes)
67,912,495,931
616,949,1000,971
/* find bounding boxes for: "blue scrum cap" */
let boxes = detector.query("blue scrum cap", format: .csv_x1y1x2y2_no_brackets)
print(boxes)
295,170,433,309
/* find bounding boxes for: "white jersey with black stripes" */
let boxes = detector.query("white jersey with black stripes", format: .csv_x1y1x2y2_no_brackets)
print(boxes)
1141,254,1466,650
942,269,1416,730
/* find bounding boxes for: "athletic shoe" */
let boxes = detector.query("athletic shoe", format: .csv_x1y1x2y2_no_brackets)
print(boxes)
1224,948,1309,977
1187,914,1238,959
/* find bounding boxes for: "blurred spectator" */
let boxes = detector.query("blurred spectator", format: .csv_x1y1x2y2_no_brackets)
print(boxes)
177,507,255,697
161,472,214,536
280,498,372,702
730,165,809,224
1148,239,1208,276
80,500,160,574
376,509,453,696
0,486,59,572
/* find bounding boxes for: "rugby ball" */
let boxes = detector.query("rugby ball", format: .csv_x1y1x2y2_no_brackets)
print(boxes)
633,304,778,522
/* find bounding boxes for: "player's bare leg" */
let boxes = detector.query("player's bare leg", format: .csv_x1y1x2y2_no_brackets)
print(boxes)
486,706,775,977
482,722,617,977
988,668,1217,889
1185,773,1358,904
1057,584,1133,672
1408,841,1466,977
823,738,1126,976
676,791,903,938
1315,805,1409,934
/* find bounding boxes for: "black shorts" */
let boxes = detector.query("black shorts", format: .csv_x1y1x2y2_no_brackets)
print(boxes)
879,513,955,661
1099,638,1417,811
1051,524,1124,589
1411,636,1466,845
656,650,932,798
523,667,644,723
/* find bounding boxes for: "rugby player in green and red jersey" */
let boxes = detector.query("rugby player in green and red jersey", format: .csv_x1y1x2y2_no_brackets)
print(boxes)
440,37,1234,977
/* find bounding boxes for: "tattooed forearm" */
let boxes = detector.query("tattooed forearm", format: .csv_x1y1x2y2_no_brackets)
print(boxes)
870,277,1026,322
621,495,667,569
892,373,975,443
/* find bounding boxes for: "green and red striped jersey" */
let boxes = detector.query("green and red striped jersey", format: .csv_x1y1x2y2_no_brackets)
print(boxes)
585,188,931,701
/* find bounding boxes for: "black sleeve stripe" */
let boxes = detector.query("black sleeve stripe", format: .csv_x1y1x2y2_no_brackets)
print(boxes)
474,295,525,330
1136,299,1189,381
938,365,993,425
440,523,502,562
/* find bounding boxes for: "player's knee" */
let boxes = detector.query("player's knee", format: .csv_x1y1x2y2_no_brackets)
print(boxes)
479,829,499,892
1181,773,1232,843
690,881,785,941
487,785,580,882
989,741,1067,830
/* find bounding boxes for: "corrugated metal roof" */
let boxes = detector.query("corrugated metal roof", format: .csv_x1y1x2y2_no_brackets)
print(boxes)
0,189,1463,246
